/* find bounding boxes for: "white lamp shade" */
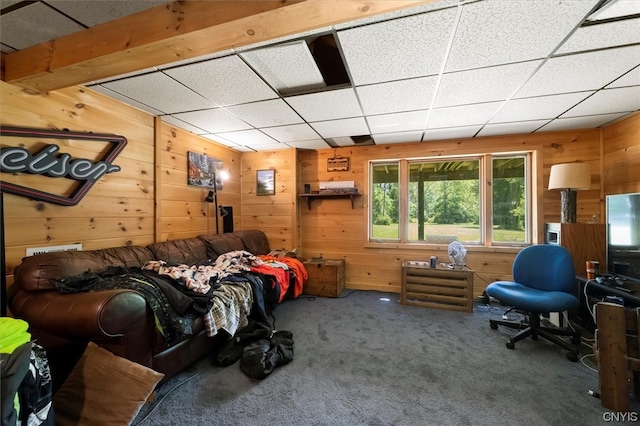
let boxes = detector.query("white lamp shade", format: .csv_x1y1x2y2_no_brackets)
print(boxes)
548,163,591,190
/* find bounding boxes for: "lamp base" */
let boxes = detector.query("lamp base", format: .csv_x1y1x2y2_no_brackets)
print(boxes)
560,189,577,223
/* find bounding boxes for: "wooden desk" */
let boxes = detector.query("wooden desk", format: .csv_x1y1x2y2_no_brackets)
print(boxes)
401,261,473,313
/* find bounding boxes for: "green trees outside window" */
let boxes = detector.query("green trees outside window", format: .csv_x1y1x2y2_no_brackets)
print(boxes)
370,154,529,245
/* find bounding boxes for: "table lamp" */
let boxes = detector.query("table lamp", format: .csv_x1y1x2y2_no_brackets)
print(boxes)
548,162,591,223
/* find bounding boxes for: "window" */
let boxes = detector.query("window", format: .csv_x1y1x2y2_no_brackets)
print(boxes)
369,153,531,246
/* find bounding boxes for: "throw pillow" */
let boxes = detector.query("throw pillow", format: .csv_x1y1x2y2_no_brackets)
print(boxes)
53,342,164,425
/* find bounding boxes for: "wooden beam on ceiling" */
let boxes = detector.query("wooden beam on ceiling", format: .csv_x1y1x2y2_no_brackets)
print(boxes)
3,0,435,94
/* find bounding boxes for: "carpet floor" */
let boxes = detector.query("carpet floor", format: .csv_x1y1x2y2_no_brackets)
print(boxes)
133,290,639,426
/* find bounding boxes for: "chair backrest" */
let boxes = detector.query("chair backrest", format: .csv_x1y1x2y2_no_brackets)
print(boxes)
512,244,576,293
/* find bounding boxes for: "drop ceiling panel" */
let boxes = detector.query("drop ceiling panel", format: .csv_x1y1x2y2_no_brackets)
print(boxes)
436,61,542,108
556,18,640,54
489,92,593,123
367,110,429,134
161,116,207,135
477,120,550,137
202,135,240,148
164,56,278,107
356,76,438,115
372,131,424,145
310,117,369,139
587,0,640,21
239,41,326,94
562,87,640,117
90,85,165,116
515,45,640,98
423,126,481,141
214,129,278,147
337,8,458,85
331,137,356,147
286,139,332,150
261,124,320,143
285,88,363,122
171,109,252,134
428,102,504,128
538,112,630,132
445,0,598,72
100,72,216,114
608,66,640,88
0,2,85,50
225,99,304,128
243,142,290,151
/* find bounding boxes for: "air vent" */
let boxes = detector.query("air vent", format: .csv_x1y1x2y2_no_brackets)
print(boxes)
26,244,83,256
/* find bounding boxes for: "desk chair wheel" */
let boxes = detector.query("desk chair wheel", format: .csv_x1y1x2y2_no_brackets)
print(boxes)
506,340,515,350
490,322,498,330
571,335,581,345
566,350,578,362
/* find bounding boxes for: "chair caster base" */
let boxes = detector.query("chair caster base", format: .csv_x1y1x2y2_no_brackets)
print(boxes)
566,351,579,362
506,341,515,350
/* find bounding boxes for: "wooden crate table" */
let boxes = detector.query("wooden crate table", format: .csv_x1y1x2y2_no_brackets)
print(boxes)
303,258,345,297
401,261,473,312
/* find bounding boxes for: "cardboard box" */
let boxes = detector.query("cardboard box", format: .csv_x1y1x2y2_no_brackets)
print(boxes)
303,259,345,297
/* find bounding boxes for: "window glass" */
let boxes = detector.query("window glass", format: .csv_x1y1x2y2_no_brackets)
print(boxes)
492,156,527,243
370,162,399,240
408,159,480,244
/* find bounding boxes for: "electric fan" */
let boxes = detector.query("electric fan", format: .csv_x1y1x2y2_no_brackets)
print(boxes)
448,241,467,267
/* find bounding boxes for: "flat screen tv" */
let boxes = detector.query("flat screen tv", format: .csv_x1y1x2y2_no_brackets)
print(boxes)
606,192,640,282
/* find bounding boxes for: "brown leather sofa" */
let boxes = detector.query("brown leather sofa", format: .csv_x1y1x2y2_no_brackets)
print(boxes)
9,230,271,391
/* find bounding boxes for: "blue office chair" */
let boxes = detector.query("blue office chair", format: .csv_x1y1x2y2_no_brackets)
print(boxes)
487,244,581,361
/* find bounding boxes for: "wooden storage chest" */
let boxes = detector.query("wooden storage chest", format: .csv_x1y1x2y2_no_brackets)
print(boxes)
303,259,345,297
401,261,473,312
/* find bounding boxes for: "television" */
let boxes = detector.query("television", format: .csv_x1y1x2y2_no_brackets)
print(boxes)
606,192,640,282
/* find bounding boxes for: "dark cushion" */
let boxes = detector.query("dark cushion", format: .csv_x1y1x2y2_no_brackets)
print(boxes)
146,238,207,265
198,233,246,259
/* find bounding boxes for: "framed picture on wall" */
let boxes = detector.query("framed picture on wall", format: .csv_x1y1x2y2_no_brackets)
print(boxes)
256,169,275,196
187,151,223,189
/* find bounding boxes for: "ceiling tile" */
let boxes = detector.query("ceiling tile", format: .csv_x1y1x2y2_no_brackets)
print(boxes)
285,88,362,122
261,124,320,143
161,116,207,135
537,112,630,132
436,61,542,108
337,8,458,85
428,102,504,128
47,0,165,26
201,135,240,148
225,99,303,128
230,145,256,153
489,92,593,123
367,110,429,134
310,117,369,139
556,18,640,54
562,86,640,117
101,72,216,114
331,137,356,147
608,66,640,88
515,45,640,98
477,120,550,137
445,0,598,72
164,55,278,106
286,140,331,150
0,2,85,50
171,109,252,134
356,77,438,115
90,84,165,116
214,129,278,146
333,1,459,30
372,131,423,145
239,41,326,94
241,142,290,151
586,0,640,21
423,126,481,141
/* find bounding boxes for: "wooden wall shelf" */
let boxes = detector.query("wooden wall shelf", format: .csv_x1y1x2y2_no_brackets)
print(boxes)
299,193,361,209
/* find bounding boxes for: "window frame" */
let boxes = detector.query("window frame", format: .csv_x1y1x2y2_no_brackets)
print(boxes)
367,151,534,248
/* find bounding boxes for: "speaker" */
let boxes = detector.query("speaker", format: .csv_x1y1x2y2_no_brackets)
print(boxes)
220,206,234,233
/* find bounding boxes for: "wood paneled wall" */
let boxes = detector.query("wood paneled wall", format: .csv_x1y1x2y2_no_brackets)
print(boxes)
240,150,298,251
603,112,640,196
0,81,239,282
298,130,604,297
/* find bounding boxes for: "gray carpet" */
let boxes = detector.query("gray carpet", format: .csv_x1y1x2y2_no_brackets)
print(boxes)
133,290,638,426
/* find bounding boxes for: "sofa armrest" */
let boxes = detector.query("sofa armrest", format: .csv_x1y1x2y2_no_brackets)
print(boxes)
10,289,152,340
